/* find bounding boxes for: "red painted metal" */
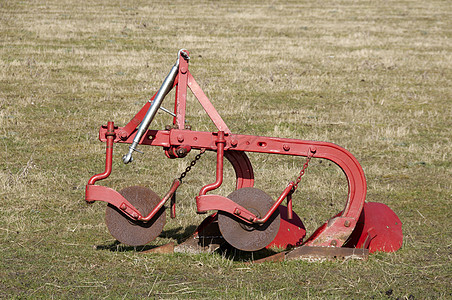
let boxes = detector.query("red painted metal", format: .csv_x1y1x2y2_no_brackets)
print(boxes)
86,50,402,253
267,205,306,249
344,202,403,253
138,179,180,222
98,128,366,221
87,121,115,186
224,151,254,189
97,125,366,246
198,131,226,196
86,179,180,222
86,185,142,219
105,186,166,246
175,54,189,129
118,77,179,139
286,192,293,220
217,187,281,251
182,204,306,251
196,194,256,223
255,182,294,224
196,182,293,225
187,73,231,135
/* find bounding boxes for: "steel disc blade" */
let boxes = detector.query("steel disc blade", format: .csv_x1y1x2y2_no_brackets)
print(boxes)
105,186,166,246
218,187,280,252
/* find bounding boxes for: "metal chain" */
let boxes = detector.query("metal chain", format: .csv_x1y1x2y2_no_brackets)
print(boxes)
292,151,314,192
178,149,206,182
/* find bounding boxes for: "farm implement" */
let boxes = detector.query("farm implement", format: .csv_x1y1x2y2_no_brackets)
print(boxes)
85,50,402,261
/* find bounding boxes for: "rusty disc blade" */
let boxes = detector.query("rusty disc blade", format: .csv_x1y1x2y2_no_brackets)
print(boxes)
105,186,166,246
217,187,280,252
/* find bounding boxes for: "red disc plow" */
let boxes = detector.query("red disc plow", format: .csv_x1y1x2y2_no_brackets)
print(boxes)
85,50,402,261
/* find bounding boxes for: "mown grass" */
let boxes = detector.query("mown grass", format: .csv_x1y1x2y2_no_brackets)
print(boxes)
1,0,451,298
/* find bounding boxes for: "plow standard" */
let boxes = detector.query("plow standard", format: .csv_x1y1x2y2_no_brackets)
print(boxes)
85,50,402,261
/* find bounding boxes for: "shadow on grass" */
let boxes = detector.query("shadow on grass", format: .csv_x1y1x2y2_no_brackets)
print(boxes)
93,225,198,252
213,243,280,262
94,241,158,252
94,224,281,261
160,225,198,243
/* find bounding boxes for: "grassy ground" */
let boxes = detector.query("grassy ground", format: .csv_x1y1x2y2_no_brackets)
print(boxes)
1,0,451,298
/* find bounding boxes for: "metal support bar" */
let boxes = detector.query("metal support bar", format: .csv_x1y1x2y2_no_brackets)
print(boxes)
254,182,294,224
87,121,115,186
138,179,181,222
198,131,226,196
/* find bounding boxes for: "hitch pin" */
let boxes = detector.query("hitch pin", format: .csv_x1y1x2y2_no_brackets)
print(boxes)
159,106,175,117
158,106,188,123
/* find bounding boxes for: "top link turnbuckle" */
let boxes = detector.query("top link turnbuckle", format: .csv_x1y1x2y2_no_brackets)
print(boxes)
122,49,190,164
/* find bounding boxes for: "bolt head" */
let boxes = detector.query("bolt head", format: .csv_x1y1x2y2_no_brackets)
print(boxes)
176,148,187,157
118,130,127,140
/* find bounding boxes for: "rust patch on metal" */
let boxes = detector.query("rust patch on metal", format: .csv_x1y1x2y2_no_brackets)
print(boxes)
251,246,369,263
217,188,280,252
141,242,175,254
105,186,166,246
175,218,225,254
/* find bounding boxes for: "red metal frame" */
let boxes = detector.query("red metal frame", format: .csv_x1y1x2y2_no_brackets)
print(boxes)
85,51,368,248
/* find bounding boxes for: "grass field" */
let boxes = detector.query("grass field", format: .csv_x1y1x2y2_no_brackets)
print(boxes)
1,0,451,298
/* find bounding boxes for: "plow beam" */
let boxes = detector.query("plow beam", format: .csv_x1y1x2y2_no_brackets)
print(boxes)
99,126,367,247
